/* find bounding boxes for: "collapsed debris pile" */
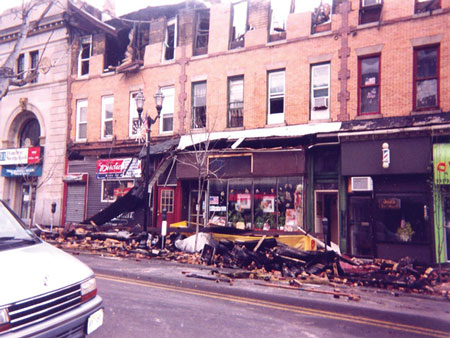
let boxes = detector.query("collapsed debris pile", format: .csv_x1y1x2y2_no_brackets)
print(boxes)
38,225,450,299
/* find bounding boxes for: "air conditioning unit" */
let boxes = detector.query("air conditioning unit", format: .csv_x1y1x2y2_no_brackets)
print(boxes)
362,0,382,7
313,97,328,110
351,177,373,192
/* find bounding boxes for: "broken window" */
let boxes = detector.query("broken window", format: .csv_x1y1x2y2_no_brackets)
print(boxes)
163,17,177,61
17,53,25,80
160,86,174,133
414,45,439,111
101,95,114,139
129,91,140,138
78,36,92,77
29,50,39,83
193,10,210,56
359,0,382,25
415,0,440,14
310,63,330,120
76,99,88,142
267,70,285,125
117,23,150,72
102,179,134,203
230,1,248,49
192,81,207,129
311,1,332,33
269,0,290,42
228,76,244,128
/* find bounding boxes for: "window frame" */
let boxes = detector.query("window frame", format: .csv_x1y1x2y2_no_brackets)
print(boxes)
76,99,88,142
414,0,441,14
267,70,285,125
101,179,135,203
229,0,248,50
163,17,177,61
191,81,207,129
160,86,175,133
413,44,440,111
17,53,25,80
358,54,381,115
101,95,114,140
310,63,330,120
227,76,244,128
268,0,290,42
129,91,140,138
78,35,92,78
29,50,39,83
193,9,210,56
160,188,175,213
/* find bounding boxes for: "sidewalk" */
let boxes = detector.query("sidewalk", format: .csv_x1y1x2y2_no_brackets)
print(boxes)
69,250,450,328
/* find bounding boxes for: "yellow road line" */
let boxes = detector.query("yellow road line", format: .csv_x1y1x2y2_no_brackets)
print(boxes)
97,273,450,338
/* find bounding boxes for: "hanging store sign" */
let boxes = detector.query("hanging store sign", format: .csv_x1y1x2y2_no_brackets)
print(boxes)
96,158,141,179
1,164,42,177
0,147,41,165
433,144,450,185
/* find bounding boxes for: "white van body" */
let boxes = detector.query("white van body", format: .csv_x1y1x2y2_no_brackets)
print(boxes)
0,201,103,337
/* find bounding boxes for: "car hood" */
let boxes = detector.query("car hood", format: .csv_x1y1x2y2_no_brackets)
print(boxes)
0,241,94,306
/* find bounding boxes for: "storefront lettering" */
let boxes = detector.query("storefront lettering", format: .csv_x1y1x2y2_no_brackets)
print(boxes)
436,161,450,172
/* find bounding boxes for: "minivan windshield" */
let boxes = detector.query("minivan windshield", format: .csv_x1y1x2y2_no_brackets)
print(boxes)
0,201,36,247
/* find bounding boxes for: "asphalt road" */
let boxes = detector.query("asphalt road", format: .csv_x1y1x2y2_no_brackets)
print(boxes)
87,269,450,338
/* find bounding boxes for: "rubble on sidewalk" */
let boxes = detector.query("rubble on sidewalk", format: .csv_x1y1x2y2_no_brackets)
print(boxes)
38,225,450,300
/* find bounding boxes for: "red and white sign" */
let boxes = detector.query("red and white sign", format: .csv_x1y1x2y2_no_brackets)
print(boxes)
96,158,141,179
0,147,41,165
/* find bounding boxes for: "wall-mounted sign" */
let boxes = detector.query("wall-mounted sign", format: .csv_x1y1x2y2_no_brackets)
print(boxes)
0,147,41,166
378,198,401,209
433,144,450,185
96,158,141,179
1,164,42,177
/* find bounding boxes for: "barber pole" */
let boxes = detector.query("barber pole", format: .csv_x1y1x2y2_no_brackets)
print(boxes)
382,143,390,168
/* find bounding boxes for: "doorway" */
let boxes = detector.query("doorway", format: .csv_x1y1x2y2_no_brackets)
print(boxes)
156,187,177,227
314,190,339,245
20,182,36,224
189,190,205,227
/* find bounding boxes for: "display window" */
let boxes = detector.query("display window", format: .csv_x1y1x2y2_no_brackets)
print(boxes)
207,177,304,231
375,195,429,244
101,179,134,202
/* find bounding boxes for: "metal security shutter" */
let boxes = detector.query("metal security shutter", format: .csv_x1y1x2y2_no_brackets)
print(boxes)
65,184,86,223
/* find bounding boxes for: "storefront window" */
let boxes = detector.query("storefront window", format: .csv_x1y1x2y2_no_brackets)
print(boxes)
102,179,134,202
375,195,428,244
208,177,304,231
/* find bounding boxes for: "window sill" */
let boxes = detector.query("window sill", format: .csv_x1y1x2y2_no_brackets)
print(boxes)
101,71,115,77
413,8,442,18
357,22,379,29
191,54,208,60
99,138,114,142
161,59,176,65
410,108,442,116
309,30,333,39
309,118,332,123
226,126,245,131
265,122,286,128
75,75,89,81
355,113,382,120
266,39,286,47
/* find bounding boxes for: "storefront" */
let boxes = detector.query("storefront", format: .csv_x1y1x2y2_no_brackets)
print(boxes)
432,143,450,263
176,150,306,231
341,136,433,262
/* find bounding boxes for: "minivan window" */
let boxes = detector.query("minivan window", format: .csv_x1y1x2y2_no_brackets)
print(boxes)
0,201,37,249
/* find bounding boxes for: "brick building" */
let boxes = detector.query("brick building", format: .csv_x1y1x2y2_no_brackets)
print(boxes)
65,0,449,263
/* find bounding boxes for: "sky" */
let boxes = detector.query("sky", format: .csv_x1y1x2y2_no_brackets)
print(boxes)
0,0,326,17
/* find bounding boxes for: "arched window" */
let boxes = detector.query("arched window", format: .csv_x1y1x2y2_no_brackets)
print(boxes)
19,118,40,147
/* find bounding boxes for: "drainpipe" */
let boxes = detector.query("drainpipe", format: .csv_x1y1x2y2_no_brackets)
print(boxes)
337,0,352,121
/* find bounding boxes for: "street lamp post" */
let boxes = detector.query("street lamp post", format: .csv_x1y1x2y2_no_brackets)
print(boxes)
135,88,164,248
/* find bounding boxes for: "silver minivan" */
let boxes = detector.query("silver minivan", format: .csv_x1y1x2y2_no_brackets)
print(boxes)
0,201,103,337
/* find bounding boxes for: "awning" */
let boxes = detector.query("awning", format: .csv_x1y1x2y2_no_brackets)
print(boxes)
178,122,342,150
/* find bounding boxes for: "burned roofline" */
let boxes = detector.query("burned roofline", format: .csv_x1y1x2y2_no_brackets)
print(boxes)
68,0,117,37
340,111,450,132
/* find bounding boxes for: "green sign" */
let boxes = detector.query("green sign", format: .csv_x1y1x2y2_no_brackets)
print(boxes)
433,144,450,184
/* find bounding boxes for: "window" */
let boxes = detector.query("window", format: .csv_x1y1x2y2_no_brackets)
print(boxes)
160,189,174,213
310,63,330,120
163,17,177,61
359,0,383,24
78,36,92,77
30,50,39,83
311,1,332,33
192,81,207,129
101,179,134,203
101,96,114,139
359,55,380,115
269,0,290,42
17,53,24,80
267,70,285,125
160,86,174,133
228,76,244,128
129,91,140,137
415,0,440,14
193,10,210,56
76,99,88,141
414,45,439,111
230,1,247,49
